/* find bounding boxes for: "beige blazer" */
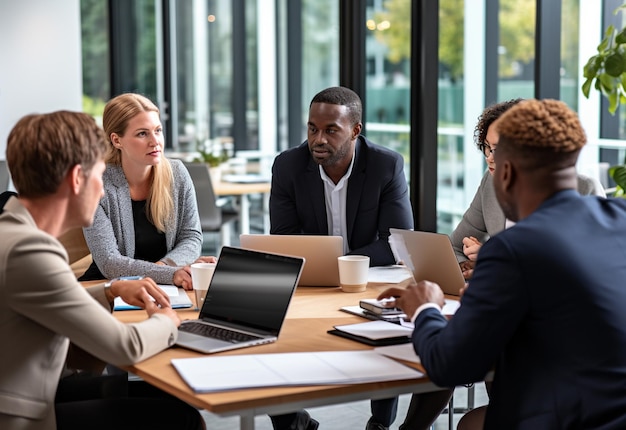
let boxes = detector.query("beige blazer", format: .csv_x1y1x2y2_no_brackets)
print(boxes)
0,197,178,430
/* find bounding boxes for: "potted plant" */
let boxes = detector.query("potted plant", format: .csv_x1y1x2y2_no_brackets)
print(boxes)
581,2,626,196
194,139,230,184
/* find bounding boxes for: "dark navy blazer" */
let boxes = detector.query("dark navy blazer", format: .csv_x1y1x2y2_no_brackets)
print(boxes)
413,190,626,429
269,136,414,266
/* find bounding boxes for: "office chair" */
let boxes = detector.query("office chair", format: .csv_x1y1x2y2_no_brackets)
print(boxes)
183,161,238,250
0,160,10,191
58,227,93,278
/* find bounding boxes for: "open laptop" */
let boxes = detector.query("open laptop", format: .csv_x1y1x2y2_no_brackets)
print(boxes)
239,234,343,287
389,228,465,296
176,246,305,354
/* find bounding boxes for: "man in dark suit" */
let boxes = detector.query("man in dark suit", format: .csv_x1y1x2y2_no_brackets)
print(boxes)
379,99,626,429
270,86,413,266
270,86,451,430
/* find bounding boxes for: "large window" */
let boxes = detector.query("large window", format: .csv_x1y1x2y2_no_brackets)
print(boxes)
80,0,612,230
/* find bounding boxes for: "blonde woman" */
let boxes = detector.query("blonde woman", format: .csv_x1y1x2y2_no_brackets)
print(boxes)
81,93,213,289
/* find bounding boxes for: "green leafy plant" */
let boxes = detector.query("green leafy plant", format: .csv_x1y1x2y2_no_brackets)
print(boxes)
193,140,229,167
609,165,626,197
195,149,228,167
582,4,626,114
581,3,626,197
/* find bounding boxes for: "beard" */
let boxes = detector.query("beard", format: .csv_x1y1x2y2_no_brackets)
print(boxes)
309,141,351,167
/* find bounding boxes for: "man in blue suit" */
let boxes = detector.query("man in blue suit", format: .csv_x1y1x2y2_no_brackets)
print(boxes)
379,99,626,429
270,86,451,430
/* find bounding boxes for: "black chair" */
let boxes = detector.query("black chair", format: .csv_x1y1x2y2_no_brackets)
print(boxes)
183,162,238,251
0,160,10,191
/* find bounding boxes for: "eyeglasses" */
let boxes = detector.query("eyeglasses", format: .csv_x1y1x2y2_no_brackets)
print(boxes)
478,142,496,157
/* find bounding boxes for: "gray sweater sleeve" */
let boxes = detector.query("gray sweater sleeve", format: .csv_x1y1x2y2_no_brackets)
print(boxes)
83,160,202,284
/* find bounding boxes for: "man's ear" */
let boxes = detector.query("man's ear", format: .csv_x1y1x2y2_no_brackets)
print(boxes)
352,122,362,139
68,164,83,195
500,160,515,192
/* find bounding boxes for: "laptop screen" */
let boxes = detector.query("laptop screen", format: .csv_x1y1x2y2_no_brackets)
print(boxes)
199,246,304,335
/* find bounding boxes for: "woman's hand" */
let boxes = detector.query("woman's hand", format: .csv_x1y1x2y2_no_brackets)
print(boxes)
462,236,482,261
174,256,217,290
459,260,475,280
193,255,217,264
173,266,193,290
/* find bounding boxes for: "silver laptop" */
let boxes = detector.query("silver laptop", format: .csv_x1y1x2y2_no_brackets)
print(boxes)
239,234,343,287
176,246,305,354
389,228,465,296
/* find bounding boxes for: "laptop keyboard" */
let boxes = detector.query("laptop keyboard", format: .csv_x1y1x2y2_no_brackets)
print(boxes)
179,322,260,343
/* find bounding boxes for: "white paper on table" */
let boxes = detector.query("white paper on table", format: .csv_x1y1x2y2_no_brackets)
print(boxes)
374,344,421,364
171,350,423,393
367,265,413,283
396,299,460,329
442,299,460,315
333,320,413,340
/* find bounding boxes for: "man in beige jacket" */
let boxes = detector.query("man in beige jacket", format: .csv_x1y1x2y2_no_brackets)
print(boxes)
0,111,204,430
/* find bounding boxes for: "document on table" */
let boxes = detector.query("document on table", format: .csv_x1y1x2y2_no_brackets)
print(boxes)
171,350,423,393
367,265,413,283
333,320,413,340
374,344,421,364
114,285,192,310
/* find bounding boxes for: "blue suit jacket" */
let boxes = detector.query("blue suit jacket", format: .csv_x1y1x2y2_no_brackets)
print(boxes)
269,136,414,266
413,190,626,429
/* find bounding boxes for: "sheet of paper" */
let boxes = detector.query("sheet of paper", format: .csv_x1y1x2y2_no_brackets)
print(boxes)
114,284,192,310
374,344,421,364
442,299,460,315
171,350,423,393
388,233,414,273
333,320,413,340
367,265,413,283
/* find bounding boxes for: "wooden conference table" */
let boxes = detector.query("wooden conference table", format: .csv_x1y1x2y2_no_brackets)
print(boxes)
108,280,456,430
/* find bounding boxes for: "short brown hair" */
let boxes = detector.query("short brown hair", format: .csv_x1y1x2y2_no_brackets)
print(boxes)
6,111,106,198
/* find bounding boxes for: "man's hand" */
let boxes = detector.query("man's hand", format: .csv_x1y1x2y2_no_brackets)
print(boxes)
462,236,482,261
459,260,475,280
109,277,171,308
143,293,181,326
377,280,445,318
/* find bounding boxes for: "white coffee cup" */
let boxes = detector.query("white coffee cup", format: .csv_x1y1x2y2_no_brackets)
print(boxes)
191,262,216,310
337,255,370,293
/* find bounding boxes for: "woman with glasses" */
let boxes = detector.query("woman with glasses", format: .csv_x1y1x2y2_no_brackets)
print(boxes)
450,98,606,280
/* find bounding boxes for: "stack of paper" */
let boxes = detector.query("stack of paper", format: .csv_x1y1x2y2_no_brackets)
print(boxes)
171,350,423,393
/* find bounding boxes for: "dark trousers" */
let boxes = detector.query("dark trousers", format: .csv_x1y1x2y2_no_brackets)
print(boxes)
55,372,205,430
371,390,453,429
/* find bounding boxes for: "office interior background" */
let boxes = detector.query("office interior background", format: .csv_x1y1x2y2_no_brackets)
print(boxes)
1,0,624,235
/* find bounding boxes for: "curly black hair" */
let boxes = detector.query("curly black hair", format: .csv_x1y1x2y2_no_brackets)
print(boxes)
474,98,524,147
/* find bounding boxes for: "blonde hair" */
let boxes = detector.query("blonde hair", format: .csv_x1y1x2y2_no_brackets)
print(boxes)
102,93,173,232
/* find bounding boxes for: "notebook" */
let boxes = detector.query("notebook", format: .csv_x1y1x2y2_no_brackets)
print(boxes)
239,234,343,287
176,246,305,354
388,228,465,296
114,285,192,310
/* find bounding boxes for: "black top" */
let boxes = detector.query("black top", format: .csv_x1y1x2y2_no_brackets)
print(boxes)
78,200,166,281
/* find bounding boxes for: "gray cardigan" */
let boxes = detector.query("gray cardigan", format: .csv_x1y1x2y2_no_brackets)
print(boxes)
450,171,606,262
83,159,202,284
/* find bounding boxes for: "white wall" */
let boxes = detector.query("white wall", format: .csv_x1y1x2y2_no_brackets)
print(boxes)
0,0,82,160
